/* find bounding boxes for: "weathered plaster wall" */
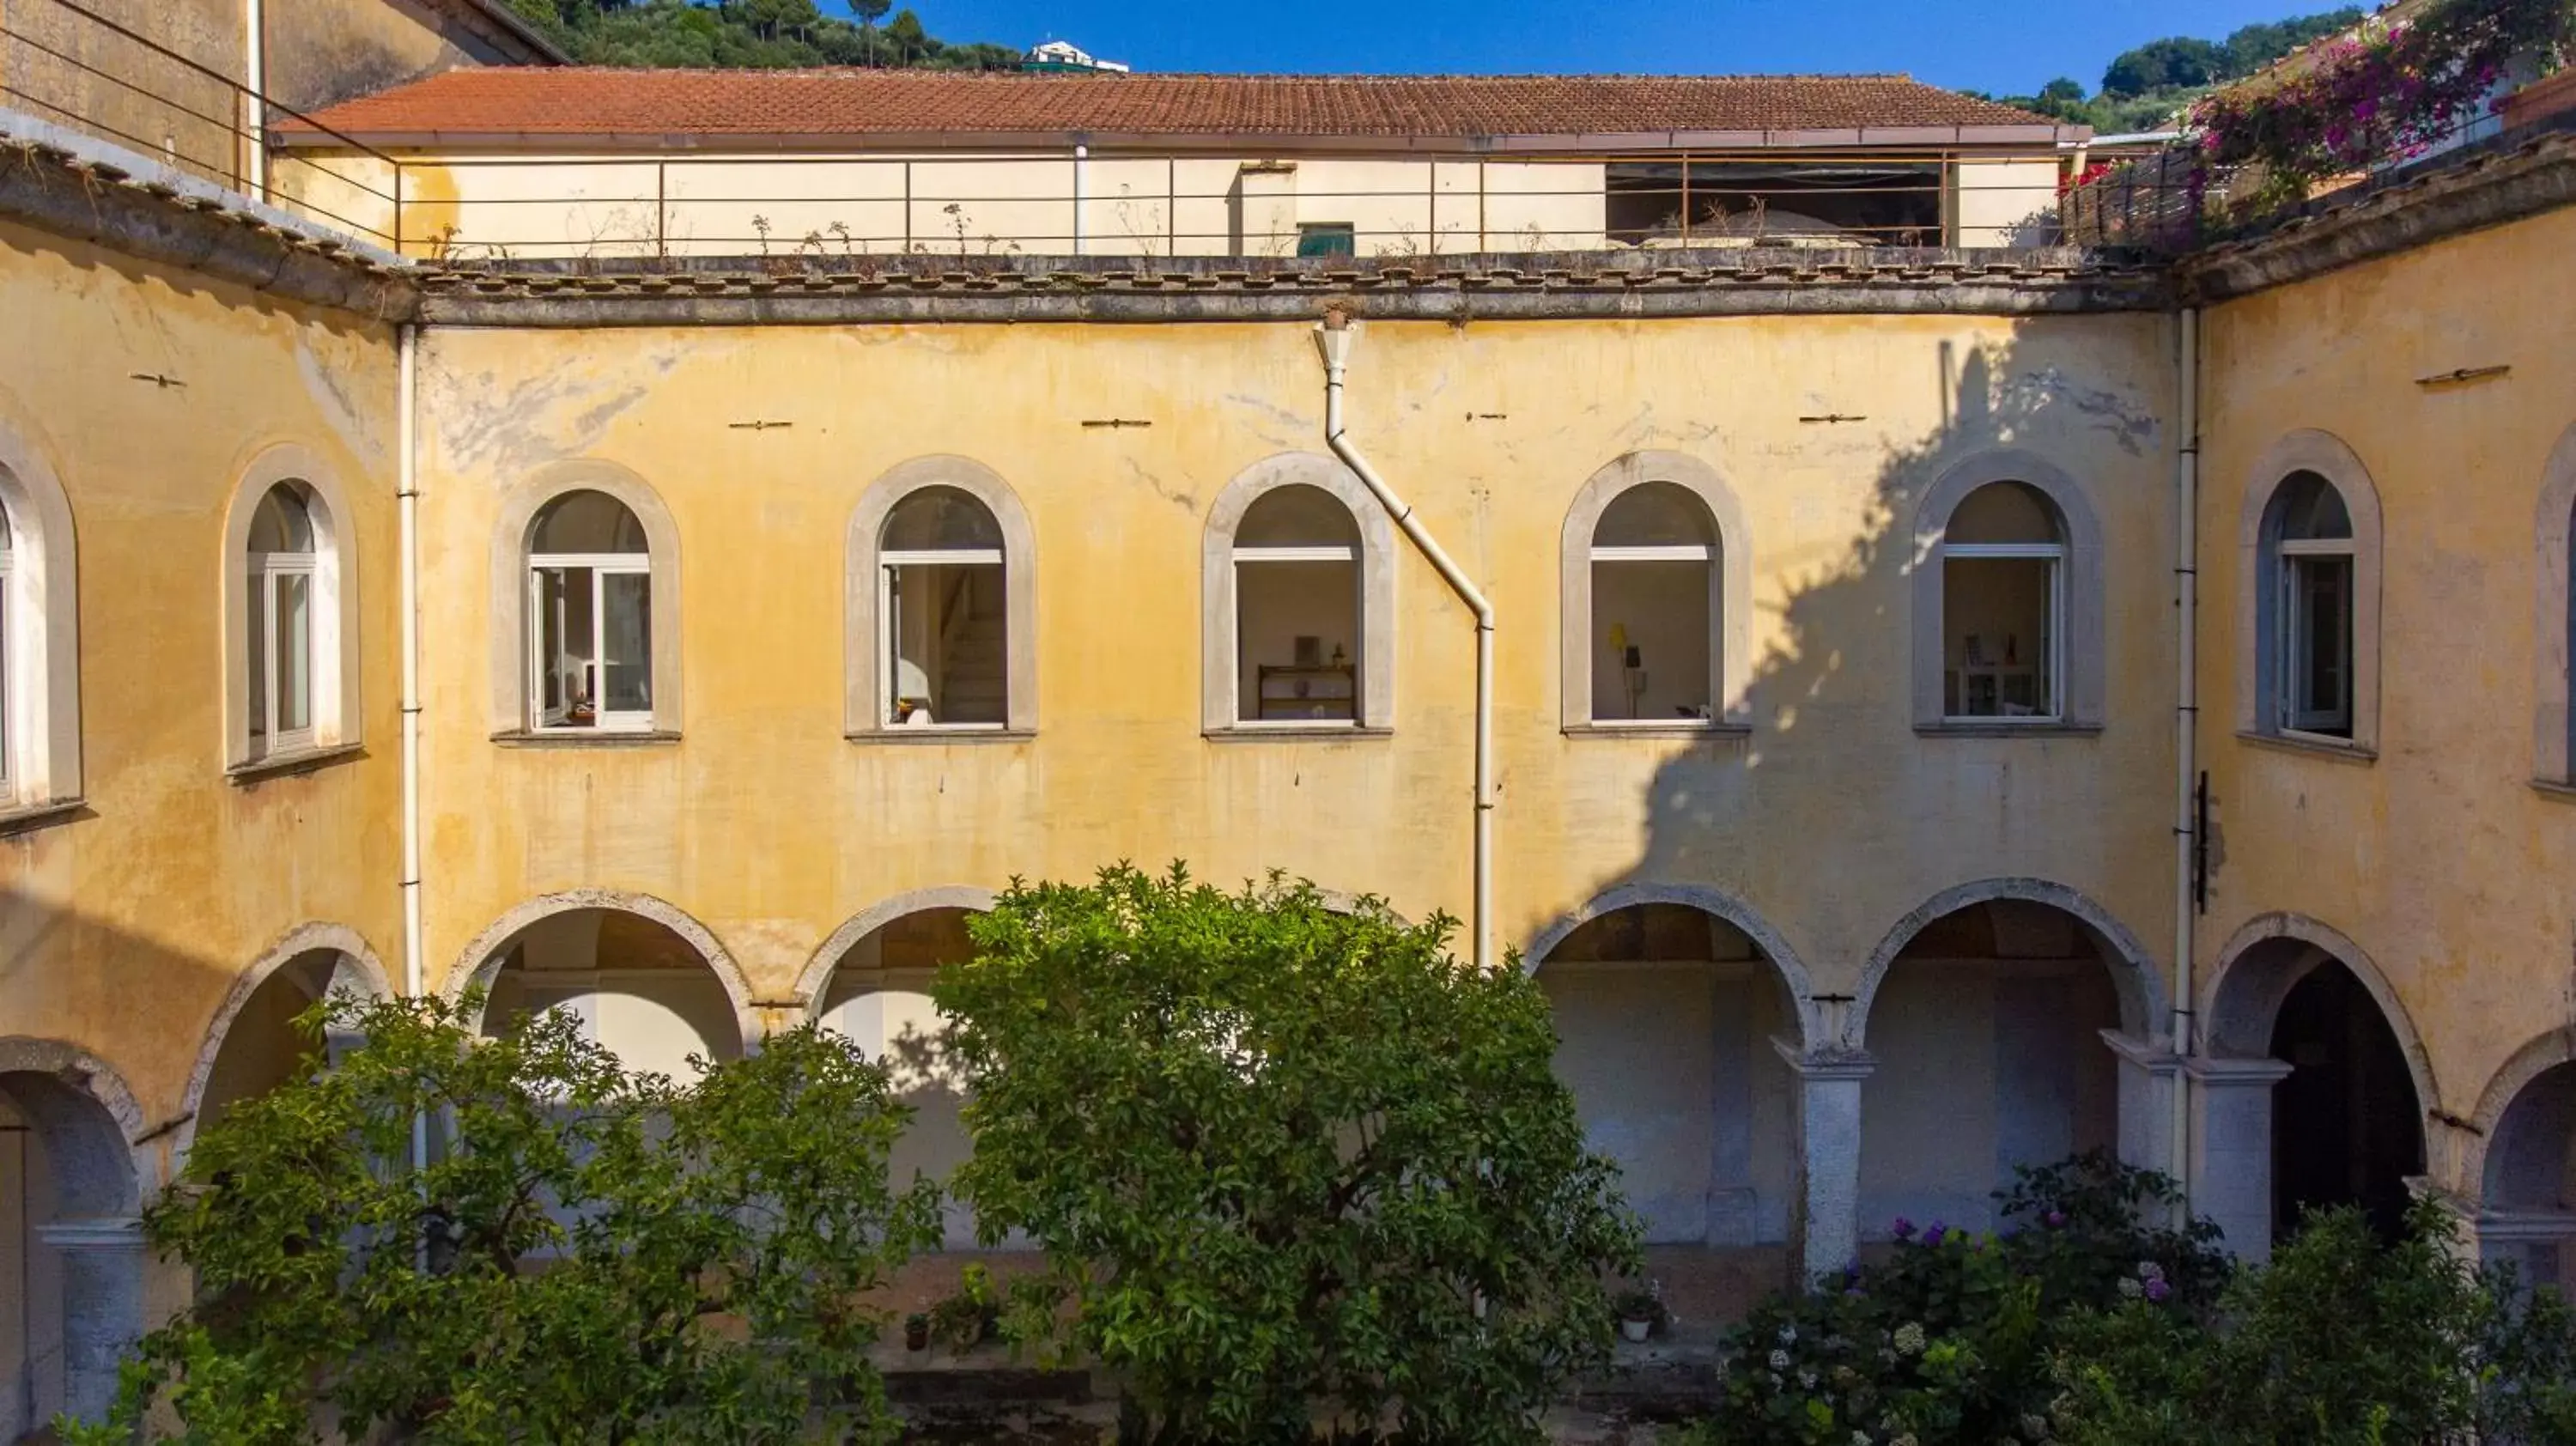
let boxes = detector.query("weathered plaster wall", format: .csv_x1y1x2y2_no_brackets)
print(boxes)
414,309,2180,1048
0,216,401,1159
2196,200,2576,1195
264,0,519,115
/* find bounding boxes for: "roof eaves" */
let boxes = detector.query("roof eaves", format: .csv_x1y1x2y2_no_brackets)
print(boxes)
455,0,573,65
277,123,2080,154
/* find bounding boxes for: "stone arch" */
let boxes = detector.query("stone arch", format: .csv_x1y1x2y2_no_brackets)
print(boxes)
446,890,758,1058
846,457,1039,735
0,1040,147,1430
176,921,392,1157
1558,450,1754,729
2235,428,2385,750
1908,448,2108,730
2533,422,2576,783
1524,882,1817,1247
0,403,83,808
1853,877,2165,1049
487,459,684,734
794,884,1000,1019
222,441,364,765
0,1039,144,1215
1522,880,1820,1049
2202,911,2437,1110
1201,451,1399,732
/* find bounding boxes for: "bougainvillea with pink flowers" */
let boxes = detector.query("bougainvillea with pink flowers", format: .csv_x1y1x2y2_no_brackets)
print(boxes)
2190,0,2575,212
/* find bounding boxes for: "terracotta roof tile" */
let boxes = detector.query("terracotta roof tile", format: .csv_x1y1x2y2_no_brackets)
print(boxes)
288,68,2060,144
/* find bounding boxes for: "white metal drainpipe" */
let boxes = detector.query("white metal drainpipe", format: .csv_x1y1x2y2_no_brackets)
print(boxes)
1315,309,1497,972
242,0,266,197
2171,306,2202,1213
398,322,427,1182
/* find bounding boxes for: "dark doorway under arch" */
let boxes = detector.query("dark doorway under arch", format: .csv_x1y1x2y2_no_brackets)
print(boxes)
2269,961,2425,1242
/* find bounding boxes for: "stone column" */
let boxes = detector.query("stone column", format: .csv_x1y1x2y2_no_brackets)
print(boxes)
1774,1036,1874,1283
33,1218,143,1425
2100,1030,2179,1178
2184,1055,2293,1261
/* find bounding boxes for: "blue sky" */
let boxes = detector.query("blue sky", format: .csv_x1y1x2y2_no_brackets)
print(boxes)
906,0,2332,95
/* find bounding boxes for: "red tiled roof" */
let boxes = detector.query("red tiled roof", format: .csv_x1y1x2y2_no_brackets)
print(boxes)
286,68,2062,145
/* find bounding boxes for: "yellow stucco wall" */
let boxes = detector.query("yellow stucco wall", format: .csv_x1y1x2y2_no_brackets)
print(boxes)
415,310,2181,1026
0,217,402,1151
2196,201,2576,1185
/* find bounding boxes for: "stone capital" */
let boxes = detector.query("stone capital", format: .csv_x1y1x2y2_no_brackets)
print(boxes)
1771,1033,1875,1081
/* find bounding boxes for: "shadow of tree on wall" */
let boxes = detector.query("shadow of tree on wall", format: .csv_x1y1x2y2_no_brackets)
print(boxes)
1520,318,2174,1285
1535,322,2171,1027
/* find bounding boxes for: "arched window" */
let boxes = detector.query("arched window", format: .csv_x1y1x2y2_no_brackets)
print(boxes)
245,484,318,756
848,459,1036,738
1201,454,1394,733
2264,471,2356,739
1940,482,2065,722
1234,483,1363,725
224,448,356,772
2531,423,2576,786
2238,432,2380,753
878,487,1006,729
1587,482,1718,724
0,425,81,811
526,489,653,732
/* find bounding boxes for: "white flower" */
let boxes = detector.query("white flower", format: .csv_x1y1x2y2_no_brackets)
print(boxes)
2117,1277,2143,1299
2138,1261,2166,1283
1778,1323,1798,1346
1769,1348,1792,1370
1892,1321,1927,1355
1798,1369,1818,1390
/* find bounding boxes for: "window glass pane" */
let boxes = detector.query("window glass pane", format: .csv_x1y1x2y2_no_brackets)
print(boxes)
1946,482,2059,545
1237,558,1359,721
1595,482,1716,550
601,571,653,716
1943,555,2056,717
276,570,312,734
887,562,1006,726
882,487,1004,552
537,565,597,726
1592,557,1713,720
1237,485,1360,550
247,484,315,554
2291,554,2353,734
532,490,648,555
247,575,269,744
2274,471,2352,542
1,585,12,782
1296,222,1355,257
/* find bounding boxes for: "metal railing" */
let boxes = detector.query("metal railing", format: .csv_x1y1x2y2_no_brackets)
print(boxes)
344,149,2107,263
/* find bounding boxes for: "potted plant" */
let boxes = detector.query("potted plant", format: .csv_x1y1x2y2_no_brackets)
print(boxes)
902,1312,931,1352
1613,1286,1660,1343
927,1261,1001,1352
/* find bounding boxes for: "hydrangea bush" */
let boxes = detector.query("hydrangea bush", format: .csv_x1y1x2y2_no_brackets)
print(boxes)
1689,1152,2226,1446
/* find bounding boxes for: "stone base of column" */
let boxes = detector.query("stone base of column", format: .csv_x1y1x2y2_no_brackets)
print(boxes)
33,1217,143,1426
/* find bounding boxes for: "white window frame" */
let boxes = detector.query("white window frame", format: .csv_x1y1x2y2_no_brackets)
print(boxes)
247,543,319,757
1938,538,2065,725
526,550,653,733
1231,537,1363,730
0,532,15,794
879,544,1007,732
2275,534,2356,740
1584,538,1719,727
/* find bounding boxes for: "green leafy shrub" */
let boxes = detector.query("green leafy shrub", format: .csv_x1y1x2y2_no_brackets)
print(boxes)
933,866,1643,1445
2053,1197,2576,1446
70,994,941,1445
